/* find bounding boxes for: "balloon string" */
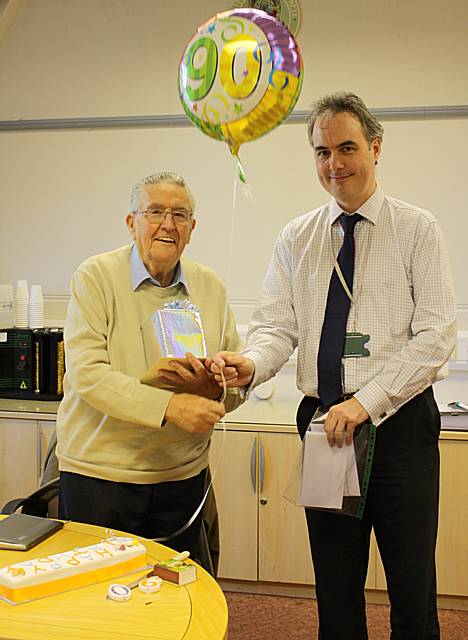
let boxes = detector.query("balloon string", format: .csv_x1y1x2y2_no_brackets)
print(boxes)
236,154,247,184
151,370,227,544
219,161,238,349
152,166,239,546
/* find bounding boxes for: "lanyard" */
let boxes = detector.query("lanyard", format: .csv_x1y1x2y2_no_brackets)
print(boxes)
330,217,373,309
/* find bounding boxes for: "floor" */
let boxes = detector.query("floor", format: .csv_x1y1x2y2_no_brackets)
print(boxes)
224,592,468,639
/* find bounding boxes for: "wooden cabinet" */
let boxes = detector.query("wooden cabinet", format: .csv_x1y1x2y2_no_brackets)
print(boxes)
209,430,258,581
210,428,314,585
436,435,468,596
257,432,314,584
211,426,466,601
0,418,38,510
374,433,468,598
0,417,57,511
0,410,466,602
257,431,378,587
211,427,380,588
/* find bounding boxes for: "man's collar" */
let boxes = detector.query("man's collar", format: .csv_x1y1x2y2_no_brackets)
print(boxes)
329,186,384,225
130,243,190,293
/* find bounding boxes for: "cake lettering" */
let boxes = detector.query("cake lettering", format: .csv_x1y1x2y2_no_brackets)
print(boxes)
0,536,147,604
95,548,113,558
33,565,47,574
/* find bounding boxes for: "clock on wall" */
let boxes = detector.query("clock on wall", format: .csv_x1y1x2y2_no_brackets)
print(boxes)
231,0,301,37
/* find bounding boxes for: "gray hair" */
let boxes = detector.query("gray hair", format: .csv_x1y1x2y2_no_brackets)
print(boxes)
129,172,196,213
307,92,384,147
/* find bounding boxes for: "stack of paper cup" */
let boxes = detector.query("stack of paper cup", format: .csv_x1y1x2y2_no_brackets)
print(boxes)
14,280,29,328
29,284,45,329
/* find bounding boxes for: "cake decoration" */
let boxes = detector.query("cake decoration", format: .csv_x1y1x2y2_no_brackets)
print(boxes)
138,576,162,593
153,554,197,586
0,536,147,605
107,583,132,602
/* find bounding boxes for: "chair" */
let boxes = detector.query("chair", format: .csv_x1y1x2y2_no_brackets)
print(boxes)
1,477,59,517
1,430,60,517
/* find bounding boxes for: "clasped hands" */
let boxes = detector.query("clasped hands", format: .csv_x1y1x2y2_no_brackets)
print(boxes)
158,352,221,400
162,352,226,434
162,351,369,444
161,351,257,434
205,351,369,447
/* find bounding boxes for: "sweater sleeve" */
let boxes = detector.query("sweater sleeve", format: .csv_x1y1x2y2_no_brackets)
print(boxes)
64,264,172,429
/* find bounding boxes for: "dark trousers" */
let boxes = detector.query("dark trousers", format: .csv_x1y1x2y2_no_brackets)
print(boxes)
59,469,206,557
297,389,441,640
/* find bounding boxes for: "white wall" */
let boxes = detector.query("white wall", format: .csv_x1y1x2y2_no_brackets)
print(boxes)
1,0,467,117
0,0,467,328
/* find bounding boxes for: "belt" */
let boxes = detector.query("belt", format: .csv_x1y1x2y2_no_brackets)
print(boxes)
321,393,355,411
301,394,356,413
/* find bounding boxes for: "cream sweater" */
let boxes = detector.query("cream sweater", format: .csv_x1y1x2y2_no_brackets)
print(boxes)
56,245,242,483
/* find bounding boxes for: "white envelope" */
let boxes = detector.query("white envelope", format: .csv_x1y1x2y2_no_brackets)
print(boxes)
300,428,360,508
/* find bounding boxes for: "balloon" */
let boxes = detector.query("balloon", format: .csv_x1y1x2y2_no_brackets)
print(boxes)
178,8,303,157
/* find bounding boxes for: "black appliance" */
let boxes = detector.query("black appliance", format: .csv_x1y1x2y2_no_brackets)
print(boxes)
0,328,64,400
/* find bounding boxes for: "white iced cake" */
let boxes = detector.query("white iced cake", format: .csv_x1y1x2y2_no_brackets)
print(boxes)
0,536,147,604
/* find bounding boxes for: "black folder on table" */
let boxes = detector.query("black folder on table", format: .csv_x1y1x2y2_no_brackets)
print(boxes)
0,513,63,550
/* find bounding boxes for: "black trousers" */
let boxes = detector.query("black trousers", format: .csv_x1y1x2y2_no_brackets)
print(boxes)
59,469,206,557
297,389,441,640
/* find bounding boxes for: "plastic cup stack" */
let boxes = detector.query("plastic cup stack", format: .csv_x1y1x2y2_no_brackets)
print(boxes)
29,284,44,329
14,280,29,328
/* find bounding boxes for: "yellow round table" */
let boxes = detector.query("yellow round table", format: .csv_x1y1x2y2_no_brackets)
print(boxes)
0,520,228,640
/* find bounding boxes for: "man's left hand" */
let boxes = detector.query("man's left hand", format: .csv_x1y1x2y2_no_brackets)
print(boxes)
158,352,222,400
324,397,369,447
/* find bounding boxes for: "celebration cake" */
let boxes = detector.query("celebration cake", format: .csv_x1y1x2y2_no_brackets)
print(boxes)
0,536,147,604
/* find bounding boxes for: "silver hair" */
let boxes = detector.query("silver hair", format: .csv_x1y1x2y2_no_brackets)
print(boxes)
129,172,196,213
307,92,384,147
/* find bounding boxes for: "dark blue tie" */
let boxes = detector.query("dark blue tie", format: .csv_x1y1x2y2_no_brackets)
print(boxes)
317,213,362,408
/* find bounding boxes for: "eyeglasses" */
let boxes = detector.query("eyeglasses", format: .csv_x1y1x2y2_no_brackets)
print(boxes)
135,207,193,225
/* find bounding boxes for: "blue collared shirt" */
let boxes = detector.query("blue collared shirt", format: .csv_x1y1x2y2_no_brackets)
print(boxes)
130,244,190,293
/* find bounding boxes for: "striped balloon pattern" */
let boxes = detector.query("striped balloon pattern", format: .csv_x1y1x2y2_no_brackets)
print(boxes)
178,8,303,156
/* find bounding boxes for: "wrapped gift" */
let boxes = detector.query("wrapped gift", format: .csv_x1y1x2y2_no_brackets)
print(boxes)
152,300,206,358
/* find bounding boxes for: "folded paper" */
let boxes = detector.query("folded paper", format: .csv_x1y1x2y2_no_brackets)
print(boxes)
300,427,360,509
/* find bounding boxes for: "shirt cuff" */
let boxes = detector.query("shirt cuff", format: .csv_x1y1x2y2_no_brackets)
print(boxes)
354,380,395,426
238,386,248,402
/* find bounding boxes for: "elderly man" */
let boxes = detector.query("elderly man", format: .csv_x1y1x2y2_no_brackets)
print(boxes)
210,94,457,638
56,172,241,556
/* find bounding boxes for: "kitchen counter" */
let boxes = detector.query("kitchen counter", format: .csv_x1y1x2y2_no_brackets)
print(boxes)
0,398,59,420
1,396,467,432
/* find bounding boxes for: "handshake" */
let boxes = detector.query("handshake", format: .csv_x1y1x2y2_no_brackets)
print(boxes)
148,352,255,434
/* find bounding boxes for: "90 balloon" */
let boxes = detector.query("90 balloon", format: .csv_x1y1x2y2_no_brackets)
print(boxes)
178,8,303,157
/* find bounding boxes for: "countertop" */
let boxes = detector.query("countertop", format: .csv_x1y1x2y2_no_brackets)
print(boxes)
0,398,60,420
1,397,468,432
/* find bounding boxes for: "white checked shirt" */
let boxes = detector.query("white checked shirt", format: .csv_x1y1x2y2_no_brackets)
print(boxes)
243,187,458,426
